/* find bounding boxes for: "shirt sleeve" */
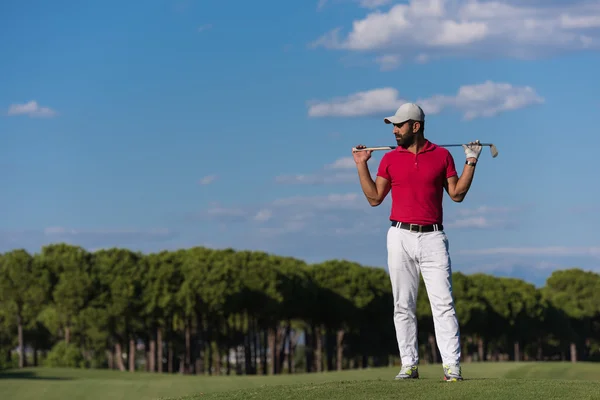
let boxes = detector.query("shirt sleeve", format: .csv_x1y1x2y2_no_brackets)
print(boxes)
446,151,458,178
376,153,390,180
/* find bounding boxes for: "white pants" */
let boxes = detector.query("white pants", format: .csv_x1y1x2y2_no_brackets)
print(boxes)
386,225,461,367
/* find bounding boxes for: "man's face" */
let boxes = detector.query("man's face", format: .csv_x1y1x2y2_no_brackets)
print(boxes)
393,120,418,148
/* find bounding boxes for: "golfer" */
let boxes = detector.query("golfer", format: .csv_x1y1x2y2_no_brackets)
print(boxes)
352,103,481,382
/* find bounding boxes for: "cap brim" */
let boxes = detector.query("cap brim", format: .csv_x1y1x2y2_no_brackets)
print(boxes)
384,116,406,124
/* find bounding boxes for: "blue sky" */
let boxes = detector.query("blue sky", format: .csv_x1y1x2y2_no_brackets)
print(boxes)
1,0,600,286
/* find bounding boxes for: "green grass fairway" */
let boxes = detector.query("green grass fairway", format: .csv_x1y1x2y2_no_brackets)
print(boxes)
1,362,599,400
172,379,600,400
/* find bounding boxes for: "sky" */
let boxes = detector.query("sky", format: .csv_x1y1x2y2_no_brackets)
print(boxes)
1,0,600,287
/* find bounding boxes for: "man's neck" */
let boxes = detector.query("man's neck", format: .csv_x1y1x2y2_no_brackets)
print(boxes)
404,136,426,154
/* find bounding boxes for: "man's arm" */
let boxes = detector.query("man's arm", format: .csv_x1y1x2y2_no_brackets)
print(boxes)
444,162,476,203
444,140,482,202
356,161,391,206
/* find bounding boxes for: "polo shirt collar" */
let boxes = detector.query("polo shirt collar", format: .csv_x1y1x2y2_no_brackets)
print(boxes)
396,139,437,154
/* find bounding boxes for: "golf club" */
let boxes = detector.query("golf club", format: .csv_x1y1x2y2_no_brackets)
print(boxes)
352,143,499,158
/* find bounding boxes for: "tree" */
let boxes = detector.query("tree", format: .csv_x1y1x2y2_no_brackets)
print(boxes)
1,242,599,373
542,268,600,362
0,249,50,368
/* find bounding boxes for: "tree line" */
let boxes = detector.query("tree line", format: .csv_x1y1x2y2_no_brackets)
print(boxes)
1,243,599,374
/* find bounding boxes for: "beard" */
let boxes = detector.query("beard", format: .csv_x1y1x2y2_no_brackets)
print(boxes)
395,132,415,148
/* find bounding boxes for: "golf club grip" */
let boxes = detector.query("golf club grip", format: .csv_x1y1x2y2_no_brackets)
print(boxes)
352,146,395,152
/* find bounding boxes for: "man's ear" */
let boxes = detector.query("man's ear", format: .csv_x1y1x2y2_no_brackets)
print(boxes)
412,121,421,133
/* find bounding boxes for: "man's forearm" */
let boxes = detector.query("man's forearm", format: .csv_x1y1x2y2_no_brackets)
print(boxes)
454,160,477,200
356,162,380,204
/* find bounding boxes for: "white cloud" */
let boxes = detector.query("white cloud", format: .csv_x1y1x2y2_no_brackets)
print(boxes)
307,81,543,119
275,156,370,185
43,226,173,237
206,206,246,218
375,54,402,70
0,227,177,253
318,0,393,10
359,0,393,9
419,81,545,120
202,192,379,238
202,188,517,244
311,0,600,61
325,157,356,169
272,193,364,209
7,100,56,117
308,87,399,117
253,209,272,222
445,204,523,229
199,175,217,185
454,205,521,217
446,216,492,228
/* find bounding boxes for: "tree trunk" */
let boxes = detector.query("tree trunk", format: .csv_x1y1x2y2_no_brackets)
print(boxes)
278,324,290,374
514,341,520,362
168,342,174,373
428,333,438,364
17,313,24,369
244,313,253,374
145,345,150,372
253,319,259,374
195,315,203,375
268,327,276,375
208,337,213,375
314,326,323,372
197,314,205,375
115,343,126,371
185,323,191,374
157,327,163,373
244,326,251,375
215,343,222,375
195,358,202,375
477,337,485,361
106,349,114,369
149,337,156,372
326,329,334,371
336,329,345,371
262,329,268,375
570,342,577,363
226,322,231,376
129,338,136,372
305,324,313,373
289,328,297,374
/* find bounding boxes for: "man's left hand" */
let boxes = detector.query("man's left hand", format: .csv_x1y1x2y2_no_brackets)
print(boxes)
462,140,482,160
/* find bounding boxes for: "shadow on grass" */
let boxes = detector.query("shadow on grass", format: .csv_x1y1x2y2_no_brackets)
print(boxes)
0,371,74,380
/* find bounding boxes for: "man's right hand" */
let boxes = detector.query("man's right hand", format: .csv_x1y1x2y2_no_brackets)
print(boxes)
352,144,372,164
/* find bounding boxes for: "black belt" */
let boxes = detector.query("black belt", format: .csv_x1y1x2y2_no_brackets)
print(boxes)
391,220,443,232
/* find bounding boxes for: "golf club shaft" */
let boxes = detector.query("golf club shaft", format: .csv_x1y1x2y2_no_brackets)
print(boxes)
352,143,492,151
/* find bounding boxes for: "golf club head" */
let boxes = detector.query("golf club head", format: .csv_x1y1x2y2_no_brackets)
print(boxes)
489,144,499,158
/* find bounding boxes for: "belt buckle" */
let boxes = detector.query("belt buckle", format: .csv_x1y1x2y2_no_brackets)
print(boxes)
409,223,421,232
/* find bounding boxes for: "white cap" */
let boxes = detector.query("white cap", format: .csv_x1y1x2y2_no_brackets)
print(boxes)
384,103,425,124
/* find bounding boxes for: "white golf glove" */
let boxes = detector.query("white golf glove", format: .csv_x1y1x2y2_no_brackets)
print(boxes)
462,140,482,160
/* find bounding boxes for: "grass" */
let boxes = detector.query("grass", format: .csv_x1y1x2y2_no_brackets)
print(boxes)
0,362,599,400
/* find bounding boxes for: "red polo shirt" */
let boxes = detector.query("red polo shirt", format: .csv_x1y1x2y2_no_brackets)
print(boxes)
376,140,457,225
